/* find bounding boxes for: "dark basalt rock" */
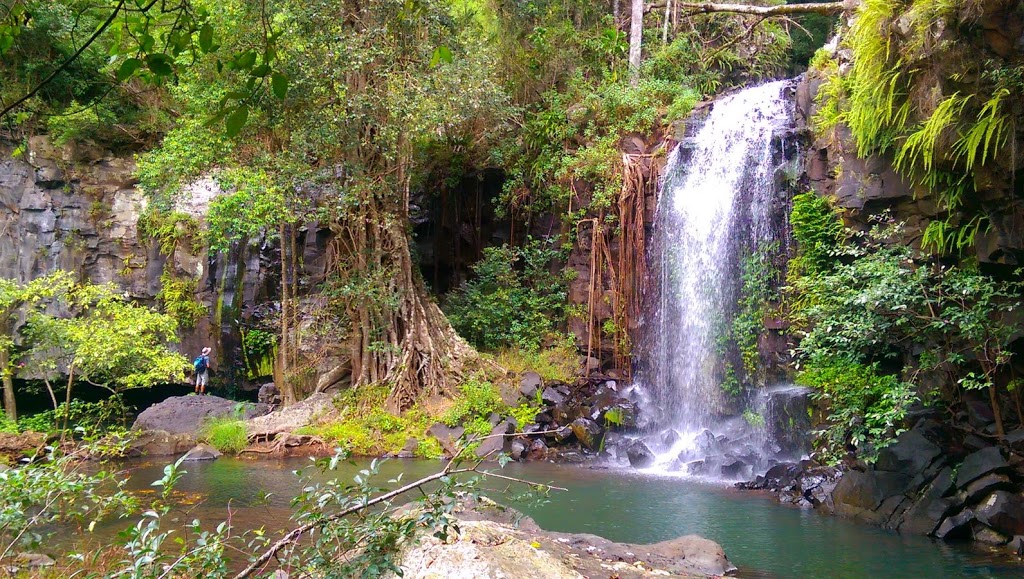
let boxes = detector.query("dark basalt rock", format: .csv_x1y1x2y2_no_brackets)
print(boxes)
541,387,565,406
519,372,543,399
625,439,655,468
955,447,1009,489
875,429,942,477
936,509,976,541
569,417,604,451
133,395,271,435
975,491,1024,537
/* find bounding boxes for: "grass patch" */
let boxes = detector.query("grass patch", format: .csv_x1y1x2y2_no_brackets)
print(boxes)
200,417,248,454
489,339,578,384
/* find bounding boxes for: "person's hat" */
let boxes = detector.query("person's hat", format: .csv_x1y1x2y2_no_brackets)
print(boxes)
201,347,212,354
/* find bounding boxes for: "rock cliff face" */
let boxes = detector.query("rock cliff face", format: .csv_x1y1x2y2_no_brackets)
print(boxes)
0,137,330,389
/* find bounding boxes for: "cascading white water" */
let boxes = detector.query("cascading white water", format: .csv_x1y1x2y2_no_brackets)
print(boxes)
634,80,796,478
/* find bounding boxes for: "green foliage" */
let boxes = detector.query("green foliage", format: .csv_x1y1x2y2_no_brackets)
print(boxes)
137,209,201,256
788,192,844,278
442,377,503,427
508,402,541,429
200,416,249,454
205,167,289,253
0,447,138,552
797,360,916,462
490,338,579,384
445,239,567,351
14,398,132,437
813,0,1017,254
742,409,766,429
157,271,207,328
787,217,1024,458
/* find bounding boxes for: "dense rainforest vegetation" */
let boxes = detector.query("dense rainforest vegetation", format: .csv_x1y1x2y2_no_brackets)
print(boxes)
1,0,1023,575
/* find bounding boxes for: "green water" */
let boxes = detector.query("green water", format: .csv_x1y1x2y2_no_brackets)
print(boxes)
111,457,1020,578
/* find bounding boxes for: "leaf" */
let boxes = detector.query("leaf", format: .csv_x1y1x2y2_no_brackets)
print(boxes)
199,23,214,53
145,53,174,76
116,58,143,81
225,105,249,137
251,64,271,78
271,72,289,99
235,50,257,70
429,45,453,68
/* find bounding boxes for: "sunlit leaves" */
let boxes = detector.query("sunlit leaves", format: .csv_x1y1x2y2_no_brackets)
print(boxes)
429,44,453,67
225,104,249,137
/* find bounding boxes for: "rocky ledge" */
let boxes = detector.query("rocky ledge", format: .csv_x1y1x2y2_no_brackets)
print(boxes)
739,416,1024,556
391,498,736,578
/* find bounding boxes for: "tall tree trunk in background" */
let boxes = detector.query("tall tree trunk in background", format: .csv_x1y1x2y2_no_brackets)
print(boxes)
628,0,644,85
1,346,15,421
279,222,297,406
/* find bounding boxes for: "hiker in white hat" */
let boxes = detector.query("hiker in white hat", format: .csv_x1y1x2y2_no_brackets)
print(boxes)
193,347,213,395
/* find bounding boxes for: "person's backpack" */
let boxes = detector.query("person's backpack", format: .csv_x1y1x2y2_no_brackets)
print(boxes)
193,356,208,373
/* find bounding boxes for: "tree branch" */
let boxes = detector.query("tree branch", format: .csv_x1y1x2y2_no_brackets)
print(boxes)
0,0,127,121
648,1,848,16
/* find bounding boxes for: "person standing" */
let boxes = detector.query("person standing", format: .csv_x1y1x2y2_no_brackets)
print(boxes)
193,347,212,395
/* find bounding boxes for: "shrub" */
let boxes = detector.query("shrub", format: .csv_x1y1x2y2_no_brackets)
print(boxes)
797,360,916,462
200,418,249,454
444,238,566,352
491,336,578,383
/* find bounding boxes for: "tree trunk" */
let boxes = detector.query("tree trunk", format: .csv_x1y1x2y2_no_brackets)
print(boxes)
989,383,1005,438
1,347,15,421
629,0,645,85
279,222,297,407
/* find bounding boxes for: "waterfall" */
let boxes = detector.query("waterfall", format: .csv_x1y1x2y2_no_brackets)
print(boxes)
633,80,800,478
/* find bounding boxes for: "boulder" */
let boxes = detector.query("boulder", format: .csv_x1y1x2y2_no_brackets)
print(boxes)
897,467,956,536
569,418,604,451
972,522,1010,545
397,438,419,459
133,395,271,435
128,430,197,457
955,447,1009,489
182,443,222,461
510,439,527,461
935,509,976,540
519,372,543,399
720,460,746,479
550,425,574,444
0,431,48,462
831,470,909,524
975,491,1024,537
474,419,514,458
961,473,1012,505
527,438,549,461
257,383,281,405
875,429,942,476
626,440,655,468
541,387,565,406
426,423,465,458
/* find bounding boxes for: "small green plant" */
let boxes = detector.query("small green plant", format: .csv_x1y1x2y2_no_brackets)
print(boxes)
442,377,503,427
157,271,208,328
743,409,766,428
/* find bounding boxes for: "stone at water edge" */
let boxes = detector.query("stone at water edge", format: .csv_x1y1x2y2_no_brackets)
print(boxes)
397,437,418,459
625,439,655,468
510,439,527,461
474,419,514,458
527,438,548,461
975,491,1024,537
128,430,196,457
874,429,942,477
182,443,222,461
569,417,604,451
426,423,465,458
935,509,976,540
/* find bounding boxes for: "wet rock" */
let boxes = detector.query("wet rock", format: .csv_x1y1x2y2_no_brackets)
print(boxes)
875,430,942,477
426,423,465,458
936,509,976,540
972,522,1010,545
0,431,48,462
1005,428,1024,452
601,400,639,430
764,386,813,455
975,491,1024,537
519,372,543,399
541,387,565,406
510,439,527,461
133,395,271,435
955,447,1009,489
569,418,604,451
1008,535,1024,556
549,425,574,444
128,430,196,457
397,438,419,459
182,443,222,461
720,460,746,478
527,438,548,461
897,467,956,536
962,473,1012,505
475,419,514,458
626,439,655,468
535,412,552,424
832,471,890,524
660,429,680,449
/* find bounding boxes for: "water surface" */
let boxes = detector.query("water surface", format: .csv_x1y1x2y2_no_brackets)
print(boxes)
103,458,1021,578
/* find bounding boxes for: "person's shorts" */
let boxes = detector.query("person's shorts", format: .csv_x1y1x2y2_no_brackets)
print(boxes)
197,371,209,386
